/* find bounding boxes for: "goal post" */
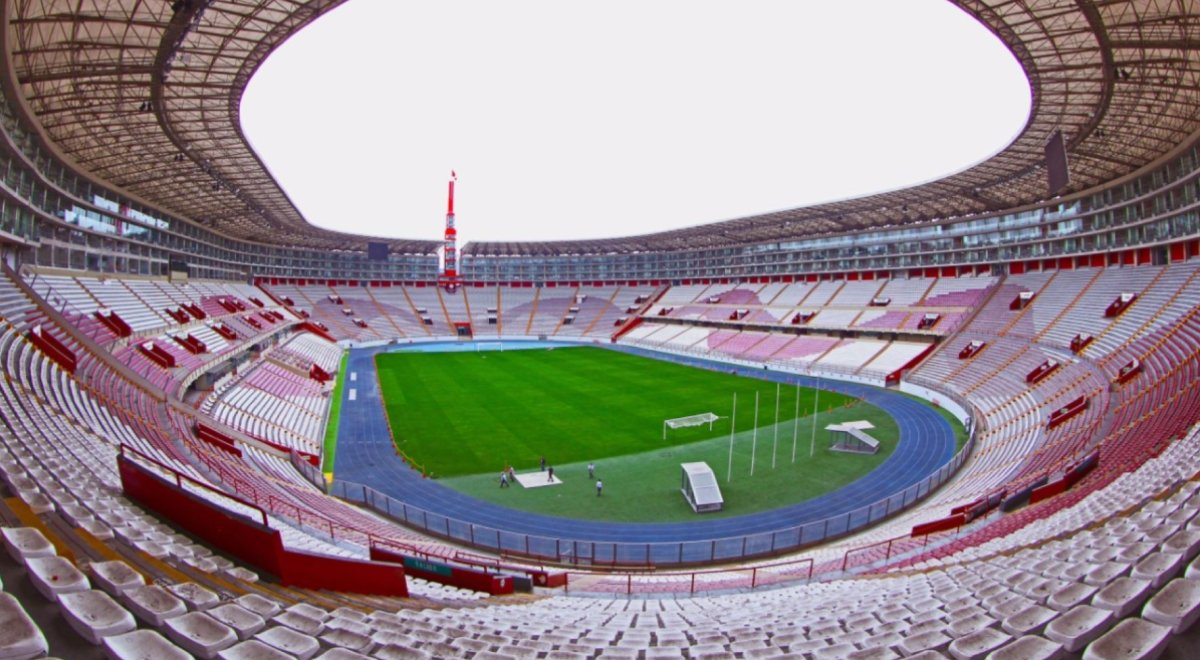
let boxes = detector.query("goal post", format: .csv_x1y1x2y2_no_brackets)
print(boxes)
663,412,721,440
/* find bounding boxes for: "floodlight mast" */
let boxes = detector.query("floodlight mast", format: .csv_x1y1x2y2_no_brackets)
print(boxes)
440,170,462,290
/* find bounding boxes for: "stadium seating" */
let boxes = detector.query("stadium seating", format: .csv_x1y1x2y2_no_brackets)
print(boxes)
260,281,657,343
8,418,1190,658
635,276,995,338
5,0,1200,653
5,256,1200,656
206,361,329,455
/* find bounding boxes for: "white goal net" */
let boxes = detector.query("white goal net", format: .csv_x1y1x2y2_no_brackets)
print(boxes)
663,412,721,439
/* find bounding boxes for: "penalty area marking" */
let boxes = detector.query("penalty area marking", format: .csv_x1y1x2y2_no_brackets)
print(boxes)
513,472,562,488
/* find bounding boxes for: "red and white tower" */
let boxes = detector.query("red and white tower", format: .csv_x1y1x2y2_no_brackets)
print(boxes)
439,170,462,290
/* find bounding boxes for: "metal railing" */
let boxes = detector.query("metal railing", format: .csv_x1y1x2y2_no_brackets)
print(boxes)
330,429,974,568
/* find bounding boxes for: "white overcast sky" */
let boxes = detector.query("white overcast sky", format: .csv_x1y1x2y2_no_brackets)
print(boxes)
240,0,1030,243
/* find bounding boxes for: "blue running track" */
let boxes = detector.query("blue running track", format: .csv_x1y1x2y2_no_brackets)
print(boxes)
333,342,957,558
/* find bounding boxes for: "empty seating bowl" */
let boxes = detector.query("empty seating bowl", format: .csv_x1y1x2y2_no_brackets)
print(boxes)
58,589,137,645
234,593,281,619
1081,618,1170,660
1045,605,1114,653
168,582,220,611
254,626,320,660
0,592,48,659
208,604,267,641
1092,577,1153,618
1,527,55,563
102,629,192,660
1142,577,1200,634
985,635,1065,660
217,639,295,660
88,560,145,597
270,610,324,636
24,555,89,601
1001,604,1056,636
164,611,238,658
948,627,1009,659
316,650,373,660
122,584,187,627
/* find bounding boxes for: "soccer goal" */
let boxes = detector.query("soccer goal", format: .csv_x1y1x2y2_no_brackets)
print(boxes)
663,412,721,440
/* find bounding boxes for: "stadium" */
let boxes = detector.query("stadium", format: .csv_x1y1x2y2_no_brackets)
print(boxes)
0,0,1197,658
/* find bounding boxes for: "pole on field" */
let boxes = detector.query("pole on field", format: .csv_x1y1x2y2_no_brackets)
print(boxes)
791,382,800,463
727,392,736,483
772,382,780,469
751,391,759,476
810,372,820,458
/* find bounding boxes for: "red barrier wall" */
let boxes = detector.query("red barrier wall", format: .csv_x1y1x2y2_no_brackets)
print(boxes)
959,341,986,359
301,322,336,343
1048,396,1088,428
1116,359,1142,384
119,455,282,573
137,341,176,368
371,546,509,595
279,550,408,596
887,343,936,386
94,309,132,337
26,325,77,374
950,499,983,516
1029,478,1069,504
1026,360,1060,384
611,317,643,342
911,514,964,537
120,453,407,596
184,303,207,319
194,423,242,457
213,323,238,340
172,334,207,355
1106,293,1137,317
164,307,190,324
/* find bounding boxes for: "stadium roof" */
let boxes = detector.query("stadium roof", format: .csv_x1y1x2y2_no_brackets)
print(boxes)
6,1,1200,256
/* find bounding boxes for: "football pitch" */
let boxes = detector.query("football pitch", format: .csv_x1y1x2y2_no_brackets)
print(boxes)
375,346,912,522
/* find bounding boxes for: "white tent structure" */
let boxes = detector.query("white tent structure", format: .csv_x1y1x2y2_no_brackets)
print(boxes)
680,462,724,513
826,421,881,455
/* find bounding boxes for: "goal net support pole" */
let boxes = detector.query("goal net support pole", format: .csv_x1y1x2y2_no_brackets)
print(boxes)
727,392,736,483
772,382,780,469
810,373,821,458
750,391,759,476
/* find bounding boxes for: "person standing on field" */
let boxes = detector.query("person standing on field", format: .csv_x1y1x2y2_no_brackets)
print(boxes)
596,479,603,496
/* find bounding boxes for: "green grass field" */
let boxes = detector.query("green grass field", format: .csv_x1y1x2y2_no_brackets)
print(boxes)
374,346,921,522
322,352,348,476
